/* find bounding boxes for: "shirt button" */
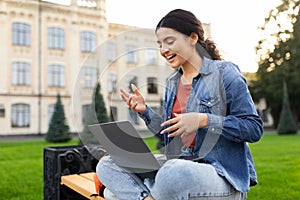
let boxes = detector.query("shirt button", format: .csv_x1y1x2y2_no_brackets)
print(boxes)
211,128,215,132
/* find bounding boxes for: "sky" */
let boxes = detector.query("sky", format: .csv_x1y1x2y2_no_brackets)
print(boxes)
105,0,282,72
45,0,283,72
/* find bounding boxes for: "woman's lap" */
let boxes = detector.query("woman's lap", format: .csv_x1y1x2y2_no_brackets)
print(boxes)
96,155,246,200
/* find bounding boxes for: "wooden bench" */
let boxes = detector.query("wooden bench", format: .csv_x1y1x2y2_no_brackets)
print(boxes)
61,172,105,200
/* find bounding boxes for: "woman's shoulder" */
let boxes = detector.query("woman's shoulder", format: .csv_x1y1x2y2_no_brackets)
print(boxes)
211,59,241,73
209,59,246,86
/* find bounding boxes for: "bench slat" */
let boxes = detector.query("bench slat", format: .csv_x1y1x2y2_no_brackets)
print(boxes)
61,173,105,200
80,172,96,181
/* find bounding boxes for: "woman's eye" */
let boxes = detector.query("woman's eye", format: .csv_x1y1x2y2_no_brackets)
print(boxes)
166,40,174,45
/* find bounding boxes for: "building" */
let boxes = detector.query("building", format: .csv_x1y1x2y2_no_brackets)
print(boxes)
0,0,211,135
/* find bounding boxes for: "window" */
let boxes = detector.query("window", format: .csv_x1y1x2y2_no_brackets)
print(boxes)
48,27,64,50
145,49,157,65
81,67,97,88
127,75,137,92
80,31,96,52
11,62,30,85
82,104,91,123
128,108,139,125
11,104,30,127
12,22,31,46
108,73,117,93
147,77,158,94
107,42,116,61
48,104,55,124
48,64,65,87
125,45,137,63
0,104,5,117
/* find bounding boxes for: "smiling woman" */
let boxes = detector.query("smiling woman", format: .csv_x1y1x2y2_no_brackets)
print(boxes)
96,8,263,200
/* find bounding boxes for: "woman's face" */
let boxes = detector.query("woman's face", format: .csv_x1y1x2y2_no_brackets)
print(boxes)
156,27,195,69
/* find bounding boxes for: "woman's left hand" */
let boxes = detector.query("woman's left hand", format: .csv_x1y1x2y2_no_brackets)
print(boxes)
160,112,208,137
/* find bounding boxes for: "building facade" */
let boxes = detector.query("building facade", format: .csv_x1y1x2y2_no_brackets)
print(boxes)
0,0,211,135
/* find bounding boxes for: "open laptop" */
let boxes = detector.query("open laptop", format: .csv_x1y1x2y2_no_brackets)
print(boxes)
87,120,167,176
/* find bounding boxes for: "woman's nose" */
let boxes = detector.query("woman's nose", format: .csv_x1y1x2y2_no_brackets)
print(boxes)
160,44,169,54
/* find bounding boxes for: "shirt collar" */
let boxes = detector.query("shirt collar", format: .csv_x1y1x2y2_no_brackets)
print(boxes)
174,56,214,79
170,57,214,81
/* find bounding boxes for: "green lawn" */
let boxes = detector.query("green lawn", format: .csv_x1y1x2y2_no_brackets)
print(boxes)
0,134,299,200
247,134,300,200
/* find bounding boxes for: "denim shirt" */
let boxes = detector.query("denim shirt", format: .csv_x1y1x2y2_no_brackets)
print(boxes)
139,57,263,192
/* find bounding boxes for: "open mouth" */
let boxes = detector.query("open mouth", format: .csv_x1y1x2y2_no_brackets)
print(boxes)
167,54,176,61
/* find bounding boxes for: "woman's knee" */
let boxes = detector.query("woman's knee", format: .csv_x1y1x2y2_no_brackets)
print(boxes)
96,155,113,180
154,160,194,194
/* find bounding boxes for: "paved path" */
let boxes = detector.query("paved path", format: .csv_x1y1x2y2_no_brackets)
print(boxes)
0,130,279,142
0,134,79,142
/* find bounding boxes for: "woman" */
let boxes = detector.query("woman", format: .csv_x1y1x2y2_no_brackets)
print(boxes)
96,9,263,200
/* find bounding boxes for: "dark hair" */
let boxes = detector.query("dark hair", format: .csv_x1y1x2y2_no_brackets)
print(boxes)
156,9,222,60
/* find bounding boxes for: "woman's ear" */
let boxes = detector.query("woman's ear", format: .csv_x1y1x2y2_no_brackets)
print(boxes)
190,32,198,45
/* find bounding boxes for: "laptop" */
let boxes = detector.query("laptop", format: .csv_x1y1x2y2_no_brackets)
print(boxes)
87,120,167,176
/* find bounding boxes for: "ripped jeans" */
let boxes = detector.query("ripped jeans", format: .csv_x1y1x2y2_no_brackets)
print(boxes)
96,155,247,200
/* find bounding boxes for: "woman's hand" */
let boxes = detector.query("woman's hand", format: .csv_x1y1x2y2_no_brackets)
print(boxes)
160,112,208,137
120,84,146,114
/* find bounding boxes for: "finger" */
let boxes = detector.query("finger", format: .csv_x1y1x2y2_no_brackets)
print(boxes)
168,129,181,138
128,94,133,106
160,123,179,134
120,93,129,103
120,94,127,103
131,84,142,96
120,88,130,98
161,117,178,127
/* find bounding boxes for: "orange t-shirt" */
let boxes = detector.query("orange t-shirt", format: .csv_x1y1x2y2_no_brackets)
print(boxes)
172,80,196,148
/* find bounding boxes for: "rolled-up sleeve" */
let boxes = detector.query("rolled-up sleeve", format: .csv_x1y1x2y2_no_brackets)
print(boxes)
139,105,164,135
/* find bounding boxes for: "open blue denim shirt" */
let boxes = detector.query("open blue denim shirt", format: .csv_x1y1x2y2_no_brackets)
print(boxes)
139,57,263,193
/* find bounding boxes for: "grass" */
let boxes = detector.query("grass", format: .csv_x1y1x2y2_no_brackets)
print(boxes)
0,134,299,199
0,139,79,200
247,134,300,200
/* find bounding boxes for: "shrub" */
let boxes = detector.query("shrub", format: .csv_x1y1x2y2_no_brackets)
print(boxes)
45,93,72,142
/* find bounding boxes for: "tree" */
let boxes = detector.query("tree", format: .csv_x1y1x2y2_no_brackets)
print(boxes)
79,82,110,145
277,81,298,134
249,0,300,128
45,93,72,142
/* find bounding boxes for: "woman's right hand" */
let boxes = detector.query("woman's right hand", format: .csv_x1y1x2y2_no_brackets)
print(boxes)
120,84,147,114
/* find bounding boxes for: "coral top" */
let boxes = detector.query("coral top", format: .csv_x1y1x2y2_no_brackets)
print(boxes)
172,80,196,148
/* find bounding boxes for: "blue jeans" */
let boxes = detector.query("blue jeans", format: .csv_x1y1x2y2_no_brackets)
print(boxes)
96,155,247,200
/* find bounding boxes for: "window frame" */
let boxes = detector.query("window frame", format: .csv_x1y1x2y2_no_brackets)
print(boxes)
48,27,65,50
147,77,158,94
145,49,157,65
48,64,65,87
80,31,96,52
11,61,31,86
81,67,97,88
11,104,30,128
12,22,31,46
125,45,138,63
